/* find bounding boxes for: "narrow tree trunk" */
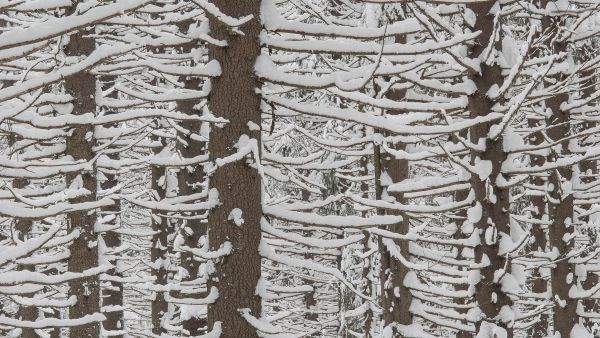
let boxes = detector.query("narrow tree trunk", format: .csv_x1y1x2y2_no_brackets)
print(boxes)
207,1,262,336
467,2,512,337
14,177,37,338
99,77,124,338
527,118,549,337
378,85,412,328
381,144,411,326
546,83,576,338
579,64,599,331
540,2,578,335
301,189,318,327
64,6,100,336
359,154,373,338
151,136,169,335
176,59,207,334
453,143,473,338
4,36,37,337
175,19,208,335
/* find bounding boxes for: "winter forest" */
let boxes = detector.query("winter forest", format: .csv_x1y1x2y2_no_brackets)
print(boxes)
4,0,600,338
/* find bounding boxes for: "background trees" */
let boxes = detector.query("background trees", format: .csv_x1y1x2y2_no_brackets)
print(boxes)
0,1,600,338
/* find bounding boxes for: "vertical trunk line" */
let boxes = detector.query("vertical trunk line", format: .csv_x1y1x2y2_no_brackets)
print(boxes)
64,4,100,336
467,2,513,337
207,1,263,336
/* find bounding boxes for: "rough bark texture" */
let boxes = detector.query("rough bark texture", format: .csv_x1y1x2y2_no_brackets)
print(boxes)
467,2,513,337
176,19,207,332
150,135,169,336
546,82,576,338
63,8,100,337
99,77,124,338
14,177,37,338
301,189,318,327
380,142,411,327
207,1,262,337
527,117,548,338
9,129,37,336
359,155,373,338
453,129,473,338
527,21,550,337
540,3,578,336
148,36,170,334
579,61,599,331
177,127,207,336
378,81,412,328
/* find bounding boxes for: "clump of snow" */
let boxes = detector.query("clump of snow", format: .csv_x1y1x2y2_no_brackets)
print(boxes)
228,208,244,227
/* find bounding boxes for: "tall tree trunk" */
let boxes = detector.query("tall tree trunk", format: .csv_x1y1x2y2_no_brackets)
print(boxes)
546,80,576,338
467,2,513,337
454,130,473,338
378,83,411,329
99,77,124,338
151,135,169,336
176,25,207,330
541,2,578,336
301,189,318,329
14,177,37,338
579,60,599,331
359,154,373,338
64,5,100,336
381,143,411,327
207,1,262,337
177,122,207,335
527,117,549,337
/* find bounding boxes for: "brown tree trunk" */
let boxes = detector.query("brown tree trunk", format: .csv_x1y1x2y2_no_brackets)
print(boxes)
377,11,412,325
377,84,412,328
151,136,169,336
579,64,599,331
99,77,124,338
4,34,37,337
467,2,512,337
207,1,262,337
177,124,207,335
381,143,411,327
301,189,318,327
359,154,373,338
527,119,549,337
64,5,101,336
540,2,578,335
546,85,576,338
453,130,473,338
175,22,208,330
14,177,37,338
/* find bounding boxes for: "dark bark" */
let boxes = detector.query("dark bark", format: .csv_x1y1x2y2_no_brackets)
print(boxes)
467,2,512,337
527,118,549,337
151,135,169,336
376,12,412,326
14,177,37,338
301,189,318,326
99,76,124,337
175,19,208,331
63,6,100,336
148,38,170,335
380,142,411,327
377,86,411,328
207,1,263,337
526,20,551,337
359,155,373,338
540,3,578,336
454,131,473,338
579,64,599,330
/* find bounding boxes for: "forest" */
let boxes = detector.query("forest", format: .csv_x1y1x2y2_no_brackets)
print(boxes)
0,0,599,337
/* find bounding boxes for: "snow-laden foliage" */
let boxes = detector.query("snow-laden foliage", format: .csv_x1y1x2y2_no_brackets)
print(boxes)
0,1,599,338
